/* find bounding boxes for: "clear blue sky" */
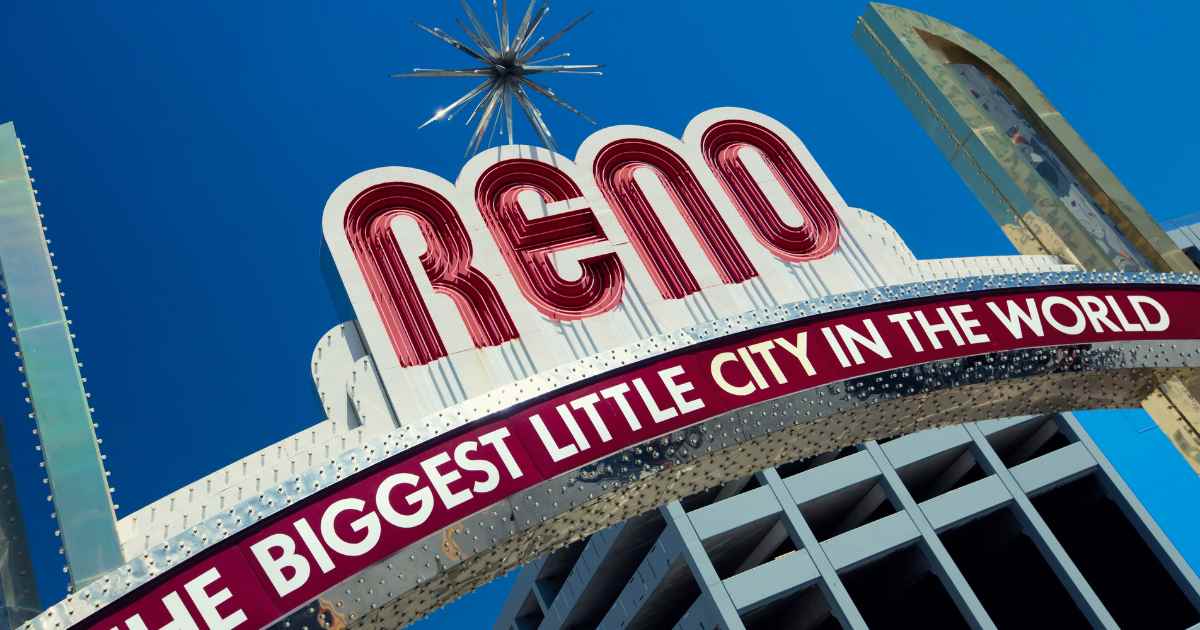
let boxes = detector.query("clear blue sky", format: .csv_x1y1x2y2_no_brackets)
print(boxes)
1,1,1197,625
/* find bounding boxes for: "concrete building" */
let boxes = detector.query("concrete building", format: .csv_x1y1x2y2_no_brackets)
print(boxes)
494,413,1200,629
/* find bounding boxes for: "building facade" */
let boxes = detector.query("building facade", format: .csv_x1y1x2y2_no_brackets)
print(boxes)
494,413,1200,629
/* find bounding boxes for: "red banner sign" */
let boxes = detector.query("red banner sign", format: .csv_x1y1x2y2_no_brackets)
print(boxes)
94,285,1199,629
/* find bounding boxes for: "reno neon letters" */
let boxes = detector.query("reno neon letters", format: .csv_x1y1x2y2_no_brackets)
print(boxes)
326,109,843,368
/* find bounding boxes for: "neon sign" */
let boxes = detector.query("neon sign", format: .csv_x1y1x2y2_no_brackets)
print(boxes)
26,109,1200,630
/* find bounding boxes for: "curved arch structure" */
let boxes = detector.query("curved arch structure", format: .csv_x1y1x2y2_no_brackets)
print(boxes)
24,272,1200,630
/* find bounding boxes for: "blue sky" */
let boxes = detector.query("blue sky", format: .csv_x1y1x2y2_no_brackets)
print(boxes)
1,0,1197,625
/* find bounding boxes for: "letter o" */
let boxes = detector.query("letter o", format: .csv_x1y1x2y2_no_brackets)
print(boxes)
1041,297,1086,335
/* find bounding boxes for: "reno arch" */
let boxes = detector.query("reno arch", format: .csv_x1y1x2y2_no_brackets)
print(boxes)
29,107,1200,630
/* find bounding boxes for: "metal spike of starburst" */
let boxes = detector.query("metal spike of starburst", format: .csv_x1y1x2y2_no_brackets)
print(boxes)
397,1,601,155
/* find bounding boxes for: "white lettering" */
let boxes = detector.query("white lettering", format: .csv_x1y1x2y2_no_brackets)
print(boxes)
1040,296,1086,335
736,347,769,389
454,441,501,494
633,377,678,423
711,351,755,396
774,332,816,376
184,567,246,630
887,312,925,352
120,592,198,630
477,428,523,479
1105,295,1143,331
1129,295,1169,332
1077,295,1121,333
555,403,590,450
835,320,891,364
294,518,334,573
530,413,579,461
914,308,964,350
949,304,989,344
821,327,851,368
420,452,472,509
600,383,642,431
249,533,309,597
376,473,434,528
319,498,380,557
746,341,787,385
659,365,705,414
570,393,613,442
986,299,1044,339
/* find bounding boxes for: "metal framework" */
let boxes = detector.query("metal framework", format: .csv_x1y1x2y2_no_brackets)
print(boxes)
0,123,122,590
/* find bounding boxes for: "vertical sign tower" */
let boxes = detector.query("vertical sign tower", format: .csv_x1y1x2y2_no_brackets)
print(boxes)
0,413,37,629
855,2,1200,474
0,123,123,589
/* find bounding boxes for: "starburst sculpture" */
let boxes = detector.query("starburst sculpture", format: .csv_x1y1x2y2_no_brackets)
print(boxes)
395,1,601,155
